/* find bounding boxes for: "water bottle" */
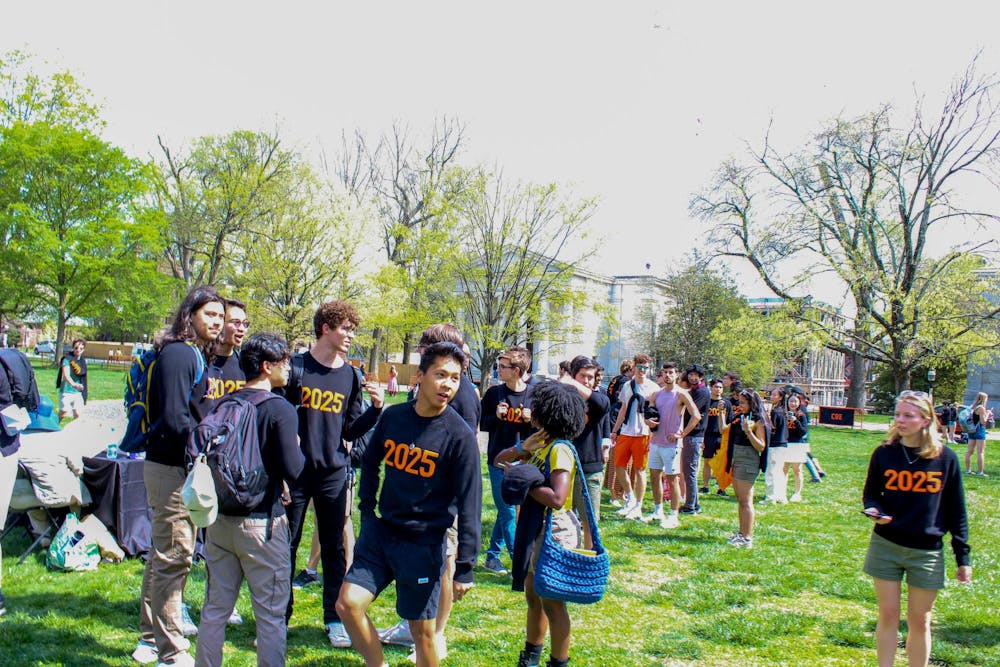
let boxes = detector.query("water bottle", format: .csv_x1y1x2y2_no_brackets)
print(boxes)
107,443,119,459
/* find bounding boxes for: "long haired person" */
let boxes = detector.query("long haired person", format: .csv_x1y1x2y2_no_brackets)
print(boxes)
964,392,990,476
135,286,225,666
862,390,971,667
725,389,770,549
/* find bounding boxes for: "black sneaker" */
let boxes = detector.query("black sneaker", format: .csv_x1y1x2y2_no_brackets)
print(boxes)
484,556,510,576
679,506,702,515
698,486,709,494
716,489,727,496
517,649,541,667
292,569,320,589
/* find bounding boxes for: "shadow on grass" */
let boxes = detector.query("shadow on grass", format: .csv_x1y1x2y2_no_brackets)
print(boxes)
0,615,124,666
937,622,1000,649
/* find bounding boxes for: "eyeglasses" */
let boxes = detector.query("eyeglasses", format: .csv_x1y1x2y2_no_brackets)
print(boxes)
497,363,513,370
635,365,650,371
227,319,251,329
899,390,930,399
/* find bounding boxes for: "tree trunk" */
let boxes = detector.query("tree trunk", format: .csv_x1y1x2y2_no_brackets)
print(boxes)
892,366,911,395
55,312,67,368
402,332,413,368
847,349,868,409
367,327,382,374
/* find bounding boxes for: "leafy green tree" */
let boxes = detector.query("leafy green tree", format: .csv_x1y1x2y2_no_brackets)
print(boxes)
708,305,819,390
0,51,104,333
0,121,167,357
336,118,467,368
630,257,746,368
155,128,298,288
1,50,101,130
692,60,1000,406
228,174,362,347
447,168,600,388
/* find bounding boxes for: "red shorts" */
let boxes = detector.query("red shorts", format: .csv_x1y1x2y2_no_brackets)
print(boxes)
614,434,650,469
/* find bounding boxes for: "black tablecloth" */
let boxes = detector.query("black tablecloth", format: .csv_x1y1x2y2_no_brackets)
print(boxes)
83,454,151,557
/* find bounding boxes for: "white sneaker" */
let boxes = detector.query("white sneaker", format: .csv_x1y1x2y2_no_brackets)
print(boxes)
378,619,415,647
154,652,194,667
406,633,448,663
660,514,680,529
624,504,643,520
132,640,158,664
180,603,198,637
642,507,664,523
228,609,244,625
610,498,623,508
789,493,802,503
726,532,745,545
616,499,635,516
327,621,353,648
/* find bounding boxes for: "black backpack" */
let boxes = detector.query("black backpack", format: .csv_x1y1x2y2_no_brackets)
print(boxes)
0,348,41,413
188,391,277,515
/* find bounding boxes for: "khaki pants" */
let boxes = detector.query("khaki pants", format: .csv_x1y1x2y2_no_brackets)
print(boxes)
196,514,291,667
140,461,196,662
0,449,19,589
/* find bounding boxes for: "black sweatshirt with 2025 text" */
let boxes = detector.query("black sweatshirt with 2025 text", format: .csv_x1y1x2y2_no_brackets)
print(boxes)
358,401,482,583
862,441,970,566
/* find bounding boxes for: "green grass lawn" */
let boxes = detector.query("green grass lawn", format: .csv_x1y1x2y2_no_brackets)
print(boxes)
2,425,996,665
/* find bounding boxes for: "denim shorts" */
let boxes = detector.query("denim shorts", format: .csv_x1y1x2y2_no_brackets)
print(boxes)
863,532,945,590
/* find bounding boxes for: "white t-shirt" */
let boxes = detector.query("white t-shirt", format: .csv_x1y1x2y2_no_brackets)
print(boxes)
617,378,660,437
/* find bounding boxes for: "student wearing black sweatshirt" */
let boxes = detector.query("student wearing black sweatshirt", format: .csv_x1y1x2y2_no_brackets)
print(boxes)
193,298,248,416
378,323,480,659
562,355,610,538
195,334,305,667
281,300,383,647
863,391,972,667
337,342,482,667
480,346,535,575
136,286,225,667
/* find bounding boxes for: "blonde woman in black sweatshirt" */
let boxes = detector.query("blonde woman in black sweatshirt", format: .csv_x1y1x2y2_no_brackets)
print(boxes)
862,390,971,667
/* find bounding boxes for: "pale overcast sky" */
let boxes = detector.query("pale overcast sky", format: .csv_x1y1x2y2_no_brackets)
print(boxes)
3,1,998,300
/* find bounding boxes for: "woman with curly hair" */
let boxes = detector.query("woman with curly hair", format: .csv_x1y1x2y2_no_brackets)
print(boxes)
495,381,587,667
862,390,971,667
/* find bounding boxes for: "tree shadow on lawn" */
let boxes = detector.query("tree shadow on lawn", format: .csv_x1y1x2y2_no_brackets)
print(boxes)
0,611,130,666
936,622,1000,649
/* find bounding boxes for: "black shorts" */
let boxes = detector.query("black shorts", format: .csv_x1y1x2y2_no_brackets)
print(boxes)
343,519,446,620
702,436,722,460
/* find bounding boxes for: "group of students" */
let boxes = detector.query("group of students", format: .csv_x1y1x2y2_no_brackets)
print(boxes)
589,356,814,549
121,286,589,667
1,283,979,667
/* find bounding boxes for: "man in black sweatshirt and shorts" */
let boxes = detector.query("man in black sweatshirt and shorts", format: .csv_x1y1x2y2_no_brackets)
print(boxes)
282,300,383,647
337,342,482,667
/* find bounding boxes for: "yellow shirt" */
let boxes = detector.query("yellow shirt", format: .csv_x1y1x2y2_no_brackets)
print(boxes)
528,439,577,512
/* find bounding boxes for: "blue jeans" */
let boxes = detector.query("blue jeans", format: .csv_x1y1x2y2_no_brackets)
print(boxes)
682,436,704,510
487,465,516,561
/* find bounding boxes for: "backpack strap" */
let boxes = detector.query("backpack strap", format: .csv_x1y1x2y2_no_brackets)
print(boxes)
624,378,644,424
283,353,306,406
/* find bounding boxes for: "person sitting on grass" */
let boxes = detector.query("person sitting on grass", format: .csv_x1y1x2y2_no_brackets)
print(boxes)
863,389,971,667
495,380,587,667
